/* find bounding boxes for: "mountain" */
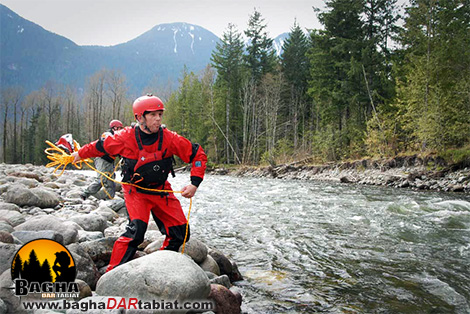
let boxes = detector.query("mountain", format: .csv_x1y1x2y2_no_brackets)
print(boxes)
0,4,219,94
273,33,289,56
1,4,291,94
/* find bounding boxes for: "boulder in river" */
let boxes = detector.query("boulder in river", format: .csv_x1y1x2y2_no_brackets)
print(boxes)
96,250,210,308
14,215,80,245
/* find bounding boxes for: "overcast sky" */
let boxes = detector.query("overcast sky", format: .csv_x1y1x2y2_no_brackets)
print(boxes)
0,0,327,46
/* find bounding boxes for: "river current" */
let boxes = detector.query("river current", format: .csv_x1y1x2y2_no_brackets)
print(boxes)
168,174,470,313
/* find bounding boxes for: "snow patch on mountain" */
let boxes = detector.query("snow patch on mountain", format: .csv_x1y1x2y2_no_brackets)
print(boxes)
172,28,178,53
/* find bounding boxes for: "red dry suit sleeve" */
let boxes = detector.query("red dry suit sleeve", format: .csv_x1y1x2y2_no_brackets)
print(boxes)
78,127,134,159
167,130,207,187
78,140,104,159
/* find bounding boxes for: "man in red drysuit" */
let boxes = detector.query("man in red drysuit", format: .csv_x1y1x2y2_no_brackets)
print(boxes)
72,94,207,271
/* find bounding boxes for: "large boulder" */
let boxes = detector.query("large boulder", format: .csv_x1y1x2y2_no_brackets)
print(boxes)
208,284,241,314
0,269,27,314
4,185,61,208
0,210,25,227
178,238,208,264
96,250,210,307
0,202,20,212
208,249,232,278
69,213,108,233
0,231,14,244
78,237,117,269
0,243,21,274
0,222,14,233
15,216,80,245
12,230,64,245
199,254,220,276
67,243,101,290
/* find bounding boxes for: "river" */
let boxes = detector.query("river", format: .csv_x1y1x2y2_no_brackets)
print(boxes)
168,174,470,313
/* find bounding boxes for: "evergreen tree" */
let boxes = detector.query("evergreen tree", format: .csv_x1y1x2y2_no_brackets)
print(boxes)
308,0,365,159
281,23,311,151
211,24,245,163
22,250,41,282
396,0,470,150
244,9,277,83
11,254,23,279
39,259,53,283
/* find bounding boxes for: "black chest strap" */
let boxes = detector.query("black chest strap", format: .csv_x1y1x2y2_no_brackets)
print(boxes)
135,125,163,151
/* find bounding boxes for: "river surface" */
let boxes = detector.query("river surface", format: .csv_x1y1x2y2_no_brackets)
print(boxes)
167,174,470,313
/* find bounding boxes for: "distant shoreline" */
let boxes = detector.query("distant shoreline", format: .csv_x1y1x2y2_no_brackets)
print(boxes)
209,155,470,194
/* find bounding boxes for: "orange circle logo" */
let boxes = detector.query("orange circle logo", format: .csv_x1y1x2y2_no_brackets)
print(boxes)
11,239,76,284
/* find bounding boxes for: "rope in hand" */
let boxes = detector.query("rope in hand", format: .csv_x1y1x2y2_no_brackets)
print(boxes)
45,140,192,254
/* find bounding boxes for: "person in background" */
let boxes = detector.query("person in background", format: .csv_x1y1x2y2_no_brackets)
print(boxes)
72,94,207,271
80,120,124,200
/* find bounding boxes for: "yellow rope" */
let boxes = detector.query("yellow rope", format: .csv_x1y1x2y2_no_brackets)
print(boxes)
45,140,192,254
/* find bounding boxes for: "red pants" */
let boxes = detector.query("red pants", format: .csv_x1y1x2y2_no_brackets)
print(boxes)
106,181,189,271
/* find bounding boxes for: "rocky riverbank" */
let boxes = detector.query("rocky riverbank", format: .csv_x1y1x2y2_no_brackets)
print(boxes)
215,155,470,193
0,163,243,314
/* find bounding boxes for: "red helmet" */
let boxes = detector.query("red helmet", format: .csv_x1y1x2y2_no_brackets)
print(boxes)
132,94,165,117
109,119,123,129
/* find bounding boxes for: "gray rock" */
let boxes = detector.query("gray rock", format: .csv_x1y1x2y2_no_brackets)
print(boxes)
15,216,80,245
29,310,61,314
178,238,208,264
65,189,85,199
143,237,165,254
208,249,232,278
12,177,39,188
0,185,9,195
43,182,61,189
3,185,37,207
0,269,28,314
103,226,124,238
77,230,104,242
69,213,107,233
94,206,119,222
31,188,62,208
199,254,220,276
75,279,93,300
96,251,210,307
0,298,6,314
205,271,217,280
67,243,101,290
103,198,126,213
5,171,42,182
12,230,64,245
72,179,88,186
78,237,117,268
138,230,165,250
0,243,21,274
0,210,25,227
0,231,13,244
0,221,14,233
230,261,244,282
4,186,61,208
0,202,20,212
209,274,231,289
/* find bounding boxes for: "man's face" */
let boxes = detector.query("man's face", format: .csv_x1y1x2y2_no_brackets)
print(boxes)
139,110,163,133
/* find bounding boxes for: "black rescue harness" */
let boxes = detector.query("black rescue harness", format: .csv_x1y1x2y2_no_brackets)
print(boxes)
121,126,175,195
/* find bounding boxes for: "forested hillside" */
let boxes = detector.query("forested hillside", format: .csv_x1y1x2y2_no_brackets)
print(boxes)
1,1,469,166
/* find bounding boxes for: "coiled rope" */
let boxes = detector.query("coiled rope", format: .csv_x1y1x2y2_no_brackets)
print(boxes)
45,140,192,254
